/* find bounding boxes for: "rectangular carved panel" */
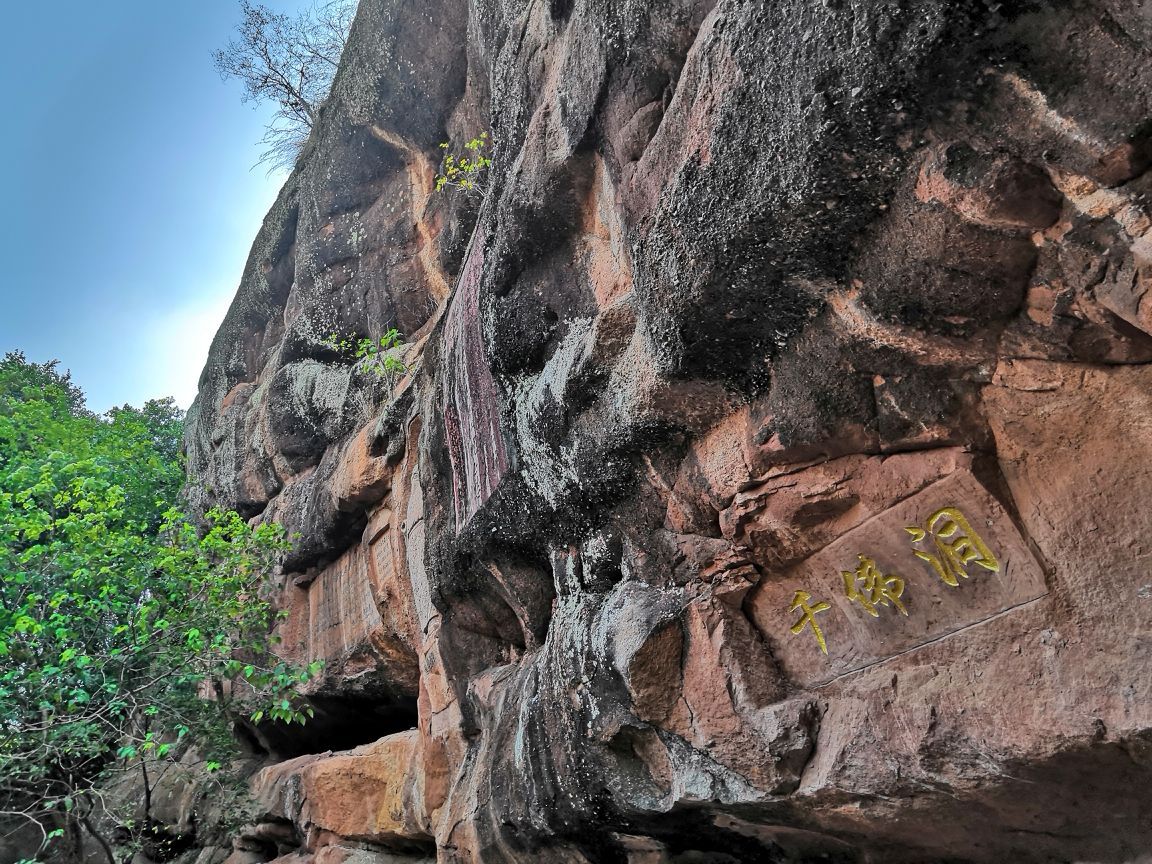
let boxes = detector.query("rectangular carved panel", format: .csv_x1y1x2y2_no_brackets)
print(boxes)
747,470,1047,687
365,505,395,601
309,545,384,666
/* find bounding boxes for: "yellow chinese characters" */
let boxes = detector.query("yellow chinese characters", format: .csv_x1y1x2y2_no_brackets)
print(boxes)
842,555,908,617
788,590,831,655
905,506,999,587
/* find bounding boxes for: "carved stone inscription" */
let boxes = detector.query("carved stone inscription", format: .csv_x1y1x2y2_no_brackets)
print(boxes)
748,471,1047,687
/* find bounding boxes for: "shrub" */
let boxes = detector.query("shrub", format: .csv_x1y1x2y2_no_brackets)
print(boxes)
435,133,493,196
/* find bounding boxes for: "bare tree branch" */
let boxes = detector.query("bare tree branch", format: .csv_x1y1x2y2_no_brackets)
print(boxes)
213,0,356,171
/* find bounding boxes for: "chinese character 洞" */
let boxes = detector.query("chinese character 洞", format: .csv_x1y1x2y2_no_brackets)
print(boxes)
905,506,1000,588
789,590,831,655
842,555,908,618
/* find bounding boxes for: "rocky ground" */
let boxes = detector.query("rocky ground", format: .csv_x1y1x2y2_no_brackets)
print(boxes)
177,0,1152,861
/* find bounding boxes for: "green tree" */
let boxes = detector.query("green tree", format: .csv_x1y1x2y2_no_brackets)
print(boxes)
0,353,313,863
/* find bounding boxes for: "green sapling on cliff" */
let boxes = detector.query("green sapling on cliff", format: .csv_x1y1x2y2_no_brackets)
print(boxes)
435,132,493,196
325,328,409,389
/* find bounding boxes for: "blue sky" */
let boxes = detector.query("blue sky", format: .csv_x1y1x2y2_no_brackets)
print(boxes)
0,1,317,413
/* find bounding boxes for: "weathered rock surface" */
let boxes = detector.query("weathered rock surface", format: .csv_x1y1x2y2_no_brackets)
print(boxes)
183,0,1152,861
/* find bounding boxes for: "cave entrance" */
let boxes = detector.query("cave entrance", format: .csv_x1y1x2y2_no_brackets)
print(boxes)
239,693,419,759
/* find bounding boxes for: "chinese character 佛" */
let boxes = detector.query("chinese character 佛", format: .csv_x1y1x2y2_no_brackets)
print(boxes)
842,555,908,618
789,590,831,655
905,507,1000,588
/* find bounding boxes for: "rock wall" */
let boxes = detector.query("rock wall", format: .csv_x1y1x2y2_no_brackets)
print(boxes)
185,0,1152,861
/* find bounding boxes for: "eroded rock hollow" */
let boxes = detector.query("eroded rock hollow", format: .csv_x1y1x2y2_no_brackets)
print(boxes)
184,0,1152,860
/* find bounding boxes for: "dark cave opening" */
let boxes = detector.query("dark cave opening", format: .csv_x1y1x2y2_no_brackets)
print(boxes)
238,693,420,759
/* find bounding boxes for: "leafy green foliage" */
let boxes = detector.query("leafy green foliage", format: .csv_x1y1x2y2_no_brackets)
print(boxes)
0,352,315,862
435,133,493,195
325,328,409,388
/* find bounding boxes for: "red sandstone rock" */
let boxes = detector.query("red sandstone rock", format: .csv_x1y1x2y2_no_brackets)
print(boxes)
178,0,1152,861
253,732,429,851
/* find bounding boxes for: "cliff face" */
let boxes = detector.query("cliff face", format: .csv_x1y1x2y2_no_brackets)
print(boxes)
185,1,1152,861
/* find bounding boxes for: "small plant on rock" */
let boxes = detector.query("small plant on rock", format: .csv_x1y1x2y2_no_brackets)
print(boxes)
325,328,409,388
435,132,493,196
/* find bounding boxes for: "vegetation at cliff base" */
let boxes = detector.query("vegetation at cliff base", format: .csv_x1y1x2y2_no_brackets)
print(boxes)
0,352,312,863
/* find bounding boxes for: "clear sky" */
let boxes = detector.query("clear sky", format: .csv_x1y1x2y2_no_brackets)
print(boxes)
0,1,317,413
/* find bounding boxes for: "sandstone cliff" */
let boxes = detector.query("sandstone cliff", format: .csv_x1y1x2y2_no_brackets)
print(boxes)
185,0,1152,861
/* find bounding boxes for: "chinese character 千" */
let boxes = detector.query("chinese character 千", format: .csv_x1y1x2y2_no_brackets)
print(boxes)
789,589,831,655
905,507,1000,588
842,554,908,617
